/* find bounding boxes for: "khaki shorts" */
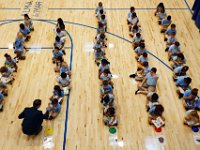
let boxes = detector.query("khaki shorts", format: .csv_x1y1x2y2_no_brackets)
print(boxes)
142,83,156,92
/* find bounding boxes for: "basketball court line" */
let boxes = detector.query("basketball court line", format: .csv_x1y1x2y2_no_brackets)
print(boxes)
0,46,71,50
48,7,189,11
183,0,193,14
0,8,20,10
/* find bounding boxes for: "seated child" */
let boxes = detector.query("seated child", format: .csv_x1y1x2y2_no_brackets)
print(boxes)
132,33,144,49
52,47,64,63
129,25,141,37
100,80,113,98
94,48,105,65
134,43,147,60
58,72,71,88
4,53,18,72
146,92,159,111
176,77,192,98
171,53,186,69
24,14,34,31
184,110,200,127
0,81,8,96
183,88,199,109
55,28,66,41
50,85,65,104
155,3,165,16
54,36,65,54
98,59,110,78
96,33,107,47
103,107,118,126
148,104,165,126
100,69,113,87
129,62,151,81
157,9,166,24
135,67,159,95
47,98,61,120
95,2,103,17
99,15,107,31
14,32,26,60
0,66,15,84
165,32,177,52
0,92,4,111
137,52,149,67
173,65,189,80
93,40,103,50
97,22,106,34
101,93,114,107
59,61,70,75
164,24,176,41
127,6,135,24
19,23,31,41
168,42,181,60
160,15,172,33
128,12,139,31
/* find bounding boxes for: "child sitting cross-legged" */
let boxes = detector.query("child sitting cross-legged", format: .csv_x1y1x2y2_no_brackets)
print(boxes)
103,107,118,126
47,98,61,120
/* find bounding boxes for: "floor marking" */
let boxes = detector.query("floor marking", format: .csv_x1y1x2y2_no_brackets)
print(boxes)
183,0,193,14
0,8,21,10
108,43,114,49
48,7,189,11
112,74,119,79
83,42,94,52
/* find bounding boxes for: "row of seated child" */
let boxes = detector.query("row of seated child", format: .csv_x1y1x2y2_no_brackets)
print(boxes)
95,2,118,126
128,6,165,128
0,14,34,111
155,3,200,127
48,18,71,120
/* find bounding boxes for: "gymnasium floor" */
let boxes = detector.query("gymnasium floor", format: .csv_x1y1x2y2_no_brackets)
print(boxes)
0,0,200,149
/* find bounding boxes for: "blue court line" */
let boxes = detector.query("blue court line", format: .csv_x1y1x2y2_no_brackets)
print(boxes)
0,19,173,72
183,0,193,14
0,8,20,10
0,19,73,150
48,7,189,11
0,46,71,50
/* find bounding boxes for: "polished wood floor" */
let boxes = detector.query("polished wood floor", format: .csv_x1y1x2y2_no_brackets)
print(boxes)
0,0,199,149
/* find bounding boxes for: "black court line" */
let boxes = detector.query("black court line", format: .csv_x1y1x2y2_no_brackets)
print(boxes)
48,7,189,11
0,8,21,10
0,47,71,50
183,0,193,14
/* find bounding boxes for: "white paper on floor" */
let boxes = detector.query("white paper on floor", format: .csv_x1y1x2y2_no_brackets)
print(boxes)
8,44,13,49
193,133,200,145
83,42,94,52
112,74,119,79
43,136,54,149
109,43,114,48
145,135,166,150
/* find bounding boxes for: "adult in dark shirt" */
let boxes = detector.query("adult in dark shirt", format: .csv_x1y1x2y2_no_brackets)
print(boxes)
18,99,49,135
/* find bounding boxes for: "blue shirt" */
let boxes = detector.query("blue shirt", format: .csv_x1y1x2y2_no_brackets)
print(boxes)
50,103,61,113
60,66,69,74
53,90,65,97
174,66,183,74
0,93,4,102
169,45,180,54
95,49,105,59
183,90,192,98
138,56,148,63
146,73,159,86
166,28,176,35
144,66,151,75
20,27,30,35
5,59,16,68
161,19,171,26
53,50,63,58
135,47,147,55
100,85,113,93
176,76,188,87
14,37,24,51
167,36,176,44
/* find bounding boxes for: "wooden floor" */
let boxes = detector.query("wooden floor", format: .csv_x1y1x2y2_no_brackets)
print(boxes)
0,0,199,149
